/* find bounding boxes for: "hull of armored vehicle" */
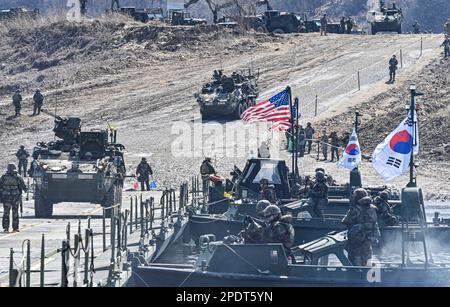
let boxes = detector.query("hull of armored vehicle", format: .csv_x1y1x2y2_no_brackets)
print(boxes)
130,242,450,287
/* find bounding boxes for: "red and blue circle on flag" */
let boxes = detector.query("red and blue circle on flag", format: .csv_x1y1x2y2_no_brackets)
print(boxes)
389,130,413,154
345,143,360,156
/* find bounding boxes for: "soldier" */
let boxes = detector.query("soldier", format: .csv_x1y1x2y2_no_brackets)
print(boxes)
200,157,216,194
305,122,315,154
12,89,22,117
297,126,306,157
242,205,295,257
136,158,153,191
329,131,340,162
0,164,27,233
346,17,353,34
15,145,29,177
255,199,271,217
320,14,328,36
340,16,346,34
388,55,398,83
258,141,270,158
32,89,44,116
321,130,328,161
412,20,420,34
441,35,450,58
350,188,368,208
342,195,380,266
259,179,277,204
307,170,329,218
342,131,350,147
111,0,120,11
80,0,87,15
373,190,398,226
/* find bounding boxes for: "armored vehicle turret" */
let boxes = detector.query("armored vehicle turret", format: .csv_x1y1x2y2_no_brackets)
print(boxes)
368,1,403,34
31,111,126,218
196,70,259,120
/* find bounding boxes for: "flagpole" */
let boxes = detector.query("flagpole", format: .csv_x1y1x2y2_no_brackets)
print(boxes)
408,84,422,186
294,97,299,177
287,86,295,178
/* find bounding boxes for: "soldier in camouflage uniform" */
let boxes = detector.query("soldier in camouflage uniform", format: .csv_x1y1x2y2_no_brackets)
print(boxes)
342,191,380,266
242,205,295,257
329,131,340,162
15,145,29,177
307,170,329,218
373,190,398,226
32,89,44,116
0,164,27,232
305,122,315,154
200,157,216,194
136,158,153,191
321,130,328,161
12,90,22,117
259,179,277,204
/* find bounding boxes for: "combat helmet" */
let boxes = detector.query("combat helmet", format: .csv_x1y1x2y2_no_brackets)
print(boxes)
352,188,368,202
262,204,281,224
7,164,16,172
256,200,271,216
358,196,372,207
379,190,389,200
315,170,325,182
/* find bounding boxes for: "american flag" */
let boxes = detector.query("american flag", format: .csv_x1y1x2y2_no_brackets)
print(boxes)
241,89,293,132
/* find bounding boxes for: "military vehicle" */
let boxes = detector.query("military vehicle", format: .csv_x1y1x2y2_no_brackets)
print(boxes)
31,111,126,218
0,7,39,21
368,2,403,34
119,7,164,22
195,70,259,120
170,10,207,26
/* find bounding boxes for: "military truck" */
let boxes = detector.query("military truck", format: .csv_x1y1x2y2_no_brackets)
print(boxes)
119,7,164,22
368,2,403,34
195,70,259,120
31,111,126,218
252,10,304,34
170,10,207,26
0,7,39,21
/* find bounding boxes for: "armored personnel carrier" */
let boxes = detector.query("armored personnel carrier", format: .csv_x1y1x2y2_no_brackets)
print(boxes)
196,70,259,120
30,111,126,218
368,2,403,34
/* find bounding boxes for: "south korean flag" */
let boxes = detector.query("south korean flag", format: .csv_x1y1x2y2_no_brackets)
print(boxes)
338,128,362,171
372,109,419,182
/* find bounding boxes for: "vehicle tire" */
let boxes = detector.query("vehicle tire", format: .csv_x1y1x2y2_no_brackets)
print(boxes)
273,28,285,34
234,103,245,119
34,187,53,218
256,25,266,33
103,183,118,218
397,26,402,34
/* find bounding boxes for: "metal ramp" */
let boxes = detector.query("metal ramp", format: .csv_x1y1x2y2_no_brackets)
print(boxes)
292,231,352,266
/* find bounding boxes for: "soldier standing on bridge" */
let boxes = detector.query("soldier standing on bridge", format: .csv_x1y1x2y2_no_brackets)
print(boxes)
441,35,450,58
111,0,120,11
0,164,27,233
32,89,44,116
136,158,153,191
320,14,328,36
15,145,29,177
12,89,22,117
388,55,398,83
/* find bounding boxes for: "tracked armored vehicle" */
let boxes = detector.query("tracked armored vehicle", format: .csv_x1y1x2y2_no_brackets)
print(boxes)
368,2,403,34
196,70,259,120
31,111,126,218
